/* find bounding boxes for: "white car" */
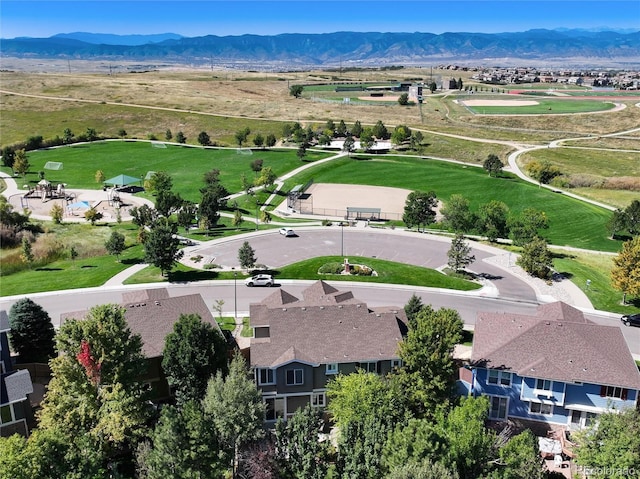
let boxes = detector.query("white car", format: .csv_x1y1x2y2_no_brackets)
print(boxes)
244,274,274,287
279,227,296,237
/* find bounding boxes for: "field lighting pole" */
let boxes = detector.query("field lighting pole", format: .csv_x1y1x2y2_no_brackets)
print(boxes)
255,197,259,231
232,268,237,320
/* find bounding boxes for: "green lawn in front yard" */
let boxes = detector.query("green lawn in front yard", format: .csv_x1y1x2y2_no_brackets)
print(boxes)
553,249,640,315
215,316,236,332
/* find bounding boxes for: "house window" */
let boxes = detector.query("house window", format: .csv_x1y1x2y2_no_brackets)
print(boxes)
359,362,378,373
488,396,508,420
257,368,275,385
0,404,14,425
0,360,5,374
326,363,338,375
391,359,403,369
601,386,627,400
529,402,553,415
487,370,512,386
312,392,326,407
534,378,553,396
286,369,303,386
264,397,285,421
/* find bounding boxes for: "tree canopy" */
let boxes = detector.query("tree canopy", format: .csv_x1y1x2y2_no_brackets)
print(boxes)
610,235,640,304
8,297,56,363
403,190,438,232
161,313,228,406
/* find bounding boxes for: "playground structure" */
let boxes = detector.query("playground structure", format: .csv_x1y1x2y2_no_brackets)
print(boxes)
22,180,68,203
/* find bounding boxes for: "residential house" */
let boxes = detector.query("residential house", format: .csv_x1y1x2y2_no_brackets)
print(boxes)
249,280,406,423
62,288,226,400
1,310,34,438
465,302,640,431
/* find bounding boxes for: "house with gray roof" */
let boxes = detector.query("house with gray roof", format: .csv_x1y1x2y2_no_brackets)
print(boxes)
465,302,640,431
249,280,407,423
1,310,34,438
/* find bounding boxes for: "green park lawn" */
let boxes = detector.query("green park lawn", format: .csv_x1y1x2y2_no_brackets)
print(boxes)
278,155,619,252
16,141,332,203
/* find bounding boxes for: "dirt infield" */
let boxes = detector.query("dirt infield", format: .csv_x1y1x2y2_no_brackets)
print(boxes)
300,183,411,219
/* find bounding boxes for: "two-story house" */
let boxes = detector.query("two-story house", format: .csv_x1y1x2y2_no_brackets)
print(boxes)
249,280,407,423
466,302,640,431
1,310,35,437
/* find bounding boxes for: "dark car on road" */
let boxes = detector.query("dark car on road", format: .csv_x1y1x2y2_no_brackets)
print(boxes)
621,313,640,327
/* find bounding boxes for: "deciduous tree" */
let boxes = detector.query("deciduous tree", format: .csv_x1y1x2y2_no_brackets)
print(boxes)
610,236,640,304
202,354,265,478
575,408,640,479
143,220,183,276
441,194,476,233
197,131,211,146
516,236,553,280
507,207,549,246
265,133,277,148
397,305,463,417
476,200,509,241
162,313,228,406
137,401,224,479
398,92,409,105
37,304,150,474
105,230,126,261
84,206,103,226
274,405,329,479
403,190,438,232
13,149,30,177
289,85,304,98
483,154,504,177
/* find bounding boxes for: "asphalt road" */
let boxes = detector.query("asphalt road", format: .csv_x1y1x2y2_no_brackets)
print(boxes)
189,226,538,302
1,227,638,357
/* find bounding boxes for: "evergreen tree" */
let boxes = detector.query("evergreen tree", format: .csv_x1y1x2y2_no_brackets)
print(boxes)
8,298,56,363
238,241,257,269
447,233,475,272
404,293,424,326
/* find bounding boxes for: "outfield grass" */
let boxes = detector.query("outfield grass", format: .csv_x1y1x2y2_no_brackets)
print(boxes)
464,99,615,115
279,155,619,252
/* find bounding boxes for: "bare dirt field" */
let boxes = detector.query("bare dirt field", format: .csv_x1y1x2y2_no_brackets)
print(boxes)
283,183,412,220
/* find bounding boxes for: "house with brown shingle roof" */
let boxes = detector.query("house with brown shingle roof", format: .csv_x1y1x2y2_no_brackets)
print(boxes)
249,280,407,422
62,289,224,401
466,302,640,431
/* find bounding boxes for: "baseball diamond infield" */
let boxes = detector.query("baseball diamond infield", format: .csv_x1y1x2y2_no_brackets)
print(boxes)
289,183,412,220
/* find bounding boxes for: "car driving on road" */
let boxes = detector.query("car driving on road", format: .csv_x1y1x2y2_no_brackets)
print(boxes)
621,313,640,327
279,228,296,237
244,274,274,287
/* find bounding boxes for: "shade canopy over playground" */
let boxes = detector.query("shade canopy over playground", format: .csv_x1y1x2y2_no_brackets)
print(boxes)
66,201,91,210
104,174,140,187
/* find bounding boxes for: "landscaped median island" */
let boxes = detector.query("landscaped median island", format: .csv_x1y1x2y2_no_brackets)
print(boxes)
120,255,481,291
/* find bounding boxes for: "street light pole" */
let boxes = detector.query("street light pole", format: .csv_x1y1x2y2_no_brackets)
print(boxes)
232,268,237,320
341,223,344,256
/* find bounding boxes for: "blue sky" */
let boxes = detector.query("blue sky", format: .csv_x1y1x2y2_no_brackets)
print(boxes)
1,1,638,39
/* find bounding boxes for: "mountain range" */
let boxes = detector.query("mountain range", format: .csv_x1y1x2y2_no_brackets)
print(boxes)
2,29,639,68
